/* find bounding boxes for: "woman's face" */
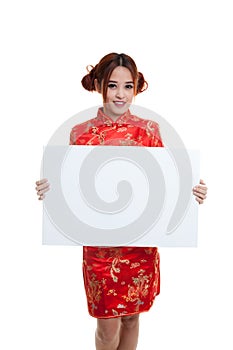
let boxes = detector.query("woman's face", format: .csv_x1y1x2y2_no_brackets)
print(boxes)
103,66,135,120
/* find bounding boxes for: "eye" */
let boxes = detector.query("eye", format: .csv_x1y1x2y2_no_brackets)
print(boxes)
108,83,117,89
125,84,134,89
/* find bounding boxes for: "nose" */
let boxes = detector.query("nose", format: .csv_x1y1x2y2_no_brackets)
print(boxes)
115,86,125,99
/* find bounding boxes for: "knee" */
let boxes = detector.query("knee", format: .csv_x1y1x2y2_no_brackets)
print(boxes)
96,328,118,345
121,314,139,330
96,319,120,345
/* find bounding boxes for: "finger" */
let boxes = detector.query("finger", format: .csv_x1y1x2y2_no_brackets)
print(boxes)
35,178,48,186
193,187,207,195
193,183,208,191
200,179,206,185
194,192,207,200
36,182,50,191
37,186,50,196
38,193,45,200
193,188,207,197
195,197,204,204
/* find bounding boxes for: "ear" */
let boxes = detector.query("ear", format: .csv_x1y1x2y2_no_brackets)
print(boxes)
94,79,101,93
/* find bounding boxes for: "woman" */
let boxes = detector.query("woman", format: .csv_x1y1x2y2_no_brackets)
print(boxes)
35,53,207,350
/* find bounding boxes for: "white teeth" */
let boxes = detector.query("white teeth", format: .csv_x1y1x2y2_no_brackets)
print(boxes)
114,102,124,105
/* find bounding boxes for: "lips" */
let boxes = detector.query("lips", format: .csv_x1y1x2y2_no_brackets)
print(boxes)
113,101,126,107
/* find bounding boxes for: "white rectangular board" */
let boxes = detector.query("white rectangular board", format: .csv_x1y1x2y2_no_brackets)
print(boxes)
42,146,200,247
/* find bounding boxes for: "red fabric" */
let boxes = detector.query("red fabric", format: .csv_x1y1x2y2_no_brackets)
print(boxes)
70,108,164,318
70,108,163,148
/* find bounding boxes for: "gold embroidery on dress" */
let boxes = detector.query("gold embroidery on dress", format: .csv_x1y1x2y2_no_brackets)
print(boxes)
147,120,157,134
95,249,107,259
91,126,99,134
119,139,138,146
86,135,98,145
108,257,130,283
144,247,154,254
112,309,128,316
130,262,141,269
123,269,152,306
116,127,128,133
112,309,118,316
124,133,133,139
107,289,117,296
86,273,103,313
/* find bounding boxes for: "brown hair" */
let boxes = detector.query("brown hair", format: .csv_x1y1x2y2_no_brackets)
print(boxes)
81,53,148,101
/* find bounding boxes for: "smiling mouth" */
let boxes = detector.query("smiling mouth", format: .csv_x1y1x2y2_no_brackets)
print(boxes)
114,101,126,107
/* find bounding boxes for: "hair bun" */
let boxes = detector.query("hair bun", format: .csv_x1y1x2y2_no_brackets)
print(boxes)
137,72,148,94
81,65,96,91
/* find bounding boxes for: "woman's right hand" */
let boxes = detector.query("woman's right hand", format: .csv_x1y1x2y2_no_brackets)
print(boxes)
35,178,50,200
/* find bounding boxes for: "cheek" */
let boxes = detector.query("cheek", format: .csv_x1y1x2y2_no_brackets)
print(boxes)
105,90,114,102
127,90,135,101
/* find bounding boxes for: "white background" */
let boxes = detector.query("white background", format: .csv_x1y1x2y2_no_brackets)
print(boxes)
1,0,232,349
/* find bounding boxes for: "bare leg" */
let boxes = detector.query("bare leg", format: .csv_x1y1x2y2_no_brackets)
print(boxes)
95,318,121,350
117,314,140,350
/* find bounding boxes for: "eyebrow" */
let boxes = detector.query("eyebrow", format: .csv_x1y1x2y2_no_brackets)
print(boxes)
108,80,134,84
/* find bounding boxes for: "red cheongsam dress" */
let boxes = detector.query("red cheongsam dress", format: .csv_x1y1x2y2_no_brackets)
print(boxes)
70,107,164,318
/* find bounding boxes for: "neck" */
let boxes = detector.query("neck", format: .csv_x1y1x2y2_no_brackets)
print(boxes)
102,106,130,122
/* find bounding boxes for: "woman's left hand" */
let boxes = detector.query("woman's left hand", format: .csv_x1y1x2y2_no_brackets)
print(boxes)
192,179,208,204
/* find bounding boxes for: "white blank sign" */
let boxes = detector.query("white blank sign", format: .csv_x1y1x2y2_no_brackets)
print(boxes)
42,146,200,247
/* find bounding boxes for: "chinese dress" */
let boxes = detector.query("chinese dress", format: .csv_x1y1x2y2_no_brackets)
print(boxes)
70,107,163,318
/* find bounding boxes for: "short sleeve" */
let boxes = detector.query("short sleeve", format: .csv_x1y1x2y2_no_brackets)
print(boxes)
148,120,164,147
69,122,88,145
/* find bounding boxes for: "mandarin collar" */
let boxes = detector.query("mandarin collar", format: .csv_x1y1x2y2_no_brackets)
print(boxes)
97,107,132,125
